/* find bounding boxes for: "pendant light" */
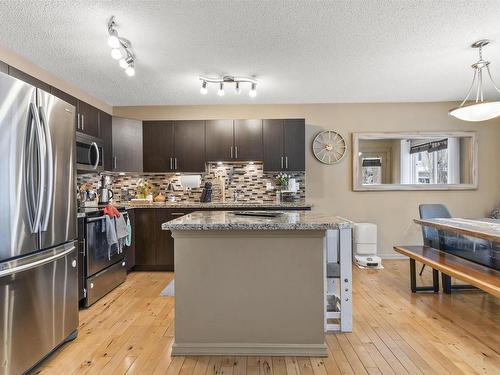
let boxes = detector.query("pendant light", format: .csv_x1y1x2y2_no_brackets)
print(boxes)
449,40,500,122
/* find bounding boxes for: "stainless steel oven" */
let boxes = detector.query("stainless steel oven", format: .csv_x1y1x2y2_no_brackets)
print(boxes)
76,133,103,172
83,211,129,307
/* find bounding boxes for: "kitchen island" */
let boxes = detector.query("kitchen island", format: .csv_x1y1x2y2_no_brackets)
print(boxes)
162,210,353,357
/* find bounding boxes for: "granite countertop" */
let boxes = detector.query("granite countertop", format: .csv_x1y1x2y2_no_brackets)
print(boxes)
124,201,312,209
162,210,353,231
77,201,312,218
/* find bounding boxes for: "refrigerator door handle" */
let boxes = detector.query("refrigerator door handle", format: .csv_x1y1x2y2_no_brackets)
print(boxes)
25,104,37,231
39,106,54,232
0,245,75,278
28,102,45,234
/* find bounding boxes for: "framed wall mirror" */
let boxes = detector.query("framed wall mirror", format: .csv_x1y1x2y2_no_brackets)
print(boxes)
352,132,478,191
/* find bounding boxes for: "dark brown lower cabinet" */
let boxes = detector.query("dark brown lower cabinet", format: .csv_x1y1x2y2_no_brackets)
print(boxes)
134,209,195,271
134,209,158,270
125,209,136,271
155,209,174,268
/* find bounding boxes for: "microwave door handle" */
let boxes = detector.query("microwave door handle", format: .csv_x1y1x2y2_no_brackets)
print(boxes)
91,142,99,170
30,102,45,234
39,107,53,231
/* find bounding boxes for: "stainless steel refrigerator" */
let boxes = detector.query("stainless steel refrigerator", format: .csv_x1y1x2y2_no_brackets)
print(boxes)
0,72,78,374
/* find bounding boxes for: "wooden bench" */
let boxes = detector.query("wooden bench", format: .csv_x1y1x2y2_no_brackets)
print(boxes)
394,245,500,298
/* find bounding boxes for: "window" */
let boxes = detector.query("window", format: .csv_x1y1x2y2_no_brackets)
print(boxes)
361,158,382,185
409,139,449,184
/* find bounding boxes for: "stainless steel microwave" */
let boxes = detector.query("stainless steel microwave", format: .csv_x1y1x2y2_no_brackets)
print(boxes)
76,134,104,172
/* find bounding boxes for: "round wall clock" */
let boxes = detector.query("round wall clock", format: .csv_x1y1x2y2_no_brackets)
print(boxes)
312,130,347,164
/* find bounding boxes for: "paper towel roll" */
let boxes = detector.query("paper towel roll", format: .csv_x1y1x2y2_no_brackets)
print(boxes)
179,175,201,189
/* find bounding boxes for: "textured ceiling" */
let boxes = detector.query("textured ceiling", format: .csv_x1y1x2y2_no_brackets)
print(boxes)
1,0,500,106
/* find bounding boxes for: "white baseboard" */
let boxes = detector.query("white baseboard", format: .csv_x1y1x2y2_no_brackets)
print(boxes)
172,342,328,357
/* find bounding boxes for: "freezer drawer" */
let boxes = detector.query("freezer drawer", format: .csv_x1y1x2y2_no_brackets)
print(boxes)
0,241,78,375
85,260,127,307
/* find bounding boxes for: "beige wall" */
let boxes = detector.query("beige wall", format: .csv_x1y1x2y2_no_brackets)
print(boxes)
115,103,500,257
0,44,112,113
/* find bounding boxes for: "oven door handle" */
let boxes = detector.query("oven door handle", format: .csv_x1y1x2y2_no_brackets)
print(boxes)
86,215,107,223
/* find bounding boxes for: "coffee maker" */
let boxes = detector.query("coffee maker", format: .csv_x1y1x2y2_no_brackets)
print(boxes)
98,175,114,205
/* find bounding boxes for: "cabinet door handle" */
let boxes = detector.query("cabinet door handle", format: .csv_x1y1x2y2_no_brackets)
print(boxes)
281,156,284,169
171,212,185,216
113,156,117,170
235,146,238,159
81,114,85,131
77,113,80,130
174,157,178,170
285,156,288,169
230,146,233,159
169,157,172,170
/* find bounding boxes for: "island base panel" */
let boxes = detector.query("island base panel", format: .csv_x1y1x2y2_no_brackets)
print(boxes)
171,230,327,357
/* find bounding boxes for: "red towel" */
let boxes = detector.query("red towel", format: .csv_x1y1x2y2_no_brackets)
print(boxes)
103,204,121,218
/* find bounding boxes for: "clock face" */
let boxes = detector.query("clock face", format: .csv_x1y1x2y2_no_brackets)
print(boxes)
312,130,347,164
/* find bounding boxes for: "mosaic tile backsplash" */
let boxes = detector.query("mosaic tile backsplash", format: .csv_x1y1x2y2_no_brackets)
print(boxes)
77,162,306,203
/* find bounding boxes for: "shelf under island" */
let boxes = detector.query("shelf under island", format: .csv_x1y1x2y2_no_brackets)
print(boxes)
162,210,354,357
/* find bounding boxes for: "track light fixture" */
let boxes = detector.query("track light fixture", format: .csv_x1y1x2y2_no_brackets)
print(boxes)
107,16,136,77
199,75,258,97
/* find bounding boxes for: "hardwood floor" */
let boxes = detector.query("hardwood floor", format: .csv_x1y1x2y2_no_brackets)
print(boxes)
35,260,499,374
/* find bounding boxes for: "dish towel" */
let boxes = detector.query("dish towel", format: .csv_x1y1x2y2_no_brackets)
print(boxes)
104,216,118,260
115,214,129,253
124,215,132,247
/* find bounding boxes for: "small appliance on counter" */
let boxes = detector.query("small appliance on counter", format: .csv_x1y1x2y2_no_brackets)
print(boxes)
166,182,176,202
97,175,114,205
200,182,213,203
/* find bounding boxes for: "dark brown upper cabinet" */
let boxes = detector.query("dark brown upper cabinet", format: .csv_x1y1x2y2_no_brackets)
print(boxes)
234,120,263,161
205,119,263,162
263,119,305,171
174,120,206,172
8,66,51,92
143,121,175,172
76,101,100,138
99,111,113,171
112,117,143,172
143,120,205,173
206,120,234,161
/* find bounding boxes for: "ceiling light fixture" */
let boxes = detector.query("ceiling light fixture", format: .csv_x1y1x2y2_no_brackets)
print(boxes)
449,39,500,122
107,16,136,77
199,75,258,97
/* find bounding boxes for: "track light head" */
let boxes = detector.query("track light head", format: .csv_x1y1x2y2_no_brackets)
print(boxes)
111,48,123,60
107,29,120,49
125,63,135,77
200,80,208,95
249,82,257,97
235,82,241,94
217,82,225,96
